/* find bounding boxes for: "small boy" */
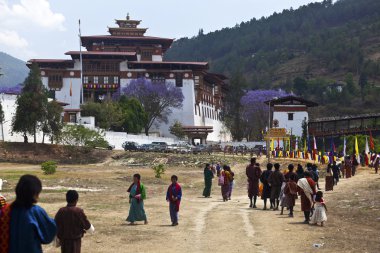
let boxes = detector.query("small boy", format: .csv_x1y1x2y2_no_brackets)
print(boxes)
55,190,94,253
166,175,182,226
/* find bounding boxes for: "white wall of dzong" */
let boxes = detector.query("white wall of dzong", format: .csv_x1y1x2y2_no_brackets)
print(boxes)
151,78,197,138
273,107,308,137
0,93,45,142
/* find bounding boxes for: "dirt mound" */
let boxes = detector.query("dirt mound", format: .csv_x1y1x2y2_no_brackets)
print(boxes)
0,142,111,164
107,151,250,167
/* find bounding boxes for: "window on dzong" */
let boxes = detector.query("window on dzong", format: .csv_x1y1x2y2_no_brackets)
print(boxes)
152,74,165,83
288,113,294,121
104,76,109,84
114,76,119,83
194,76,200,86
175,74,183,87
83,76,89,83
94,76,99,84
141,50,152,60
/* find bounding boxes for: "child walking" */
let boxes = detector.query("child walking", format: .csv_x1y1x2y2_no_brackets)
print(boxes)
310,191,327,226
166,175,182,226
55,190,94,253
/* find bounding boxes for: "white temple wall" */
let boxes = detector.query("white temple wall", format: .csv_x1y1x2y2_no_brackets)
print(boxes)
273,110,308,137
55,78,82,110
0,94,44,143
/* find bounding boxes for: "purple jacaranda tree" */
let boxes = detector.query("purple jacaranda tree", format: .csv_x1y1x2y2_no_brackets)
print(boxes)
120,78,184,136
240,89,288,140
0,84,23,94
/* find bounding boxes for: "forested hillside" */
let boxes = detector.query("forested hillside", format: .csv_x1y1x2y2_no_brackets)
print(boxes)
165,0,380,117
0,52,28,88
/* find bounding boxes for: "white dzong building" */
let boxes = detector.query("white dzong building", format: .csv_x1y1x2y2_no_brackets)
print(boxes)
27,15,230,143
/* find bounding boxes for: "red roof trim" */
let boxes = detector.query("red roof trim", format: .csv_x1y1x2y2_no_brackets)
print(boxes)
129,61,208,66
28,59,73,63
81,35,174,41
65,51,136,56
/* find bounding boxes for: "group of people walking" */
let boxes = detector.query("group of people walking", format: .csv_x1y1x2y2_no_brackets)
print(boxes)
203,163,235,201
246,158,328,226
324,155,363,191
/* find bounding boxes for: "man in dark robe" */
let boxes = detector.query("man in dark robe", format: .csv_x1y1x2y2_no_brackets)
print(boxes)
268,163,285,210
332,161,340,185
55,190,93,253
246,158,262,208
260,163,273,210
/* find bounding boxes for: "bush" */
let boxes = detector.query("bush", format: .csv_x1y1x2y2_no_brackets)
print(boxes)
41,161,57,175
60,125,109,149
152,164,166,178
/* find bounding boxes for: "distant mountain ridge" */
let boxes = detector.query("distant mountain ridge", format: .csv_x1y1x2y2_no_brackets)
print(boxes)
0,52,29,88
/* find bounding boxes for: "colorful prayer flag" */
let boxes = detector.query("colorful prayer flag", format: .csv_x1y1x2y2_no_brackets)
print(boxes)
369,131,375,151
365,136,369,154
343,137,347,157
365,136,370,166
355,136,360,164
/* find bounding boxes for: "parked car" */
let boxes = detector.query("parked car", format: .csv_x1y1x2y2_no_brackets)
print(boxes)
123,142,139,151
192,144,210,154
167,144,180,153
177,144,193,154
151,142,168,152
138,144,151,152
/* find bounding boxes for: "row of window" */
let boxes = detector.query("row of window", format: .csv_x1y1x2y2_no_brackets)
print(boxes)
194,104,221,121
83,76,119,84
83,62,119,73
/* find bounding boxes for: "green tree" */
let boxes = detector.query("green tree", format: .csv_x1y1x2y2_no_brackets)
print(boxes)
358,73,368,102
300,119,308,150
118,96,147,134
41,101,63,144
80,101,123,130
169,121,185,139
0,101,4,123
345,73,358,95
12,63,48,143
293,77,308,95
222,72,247,141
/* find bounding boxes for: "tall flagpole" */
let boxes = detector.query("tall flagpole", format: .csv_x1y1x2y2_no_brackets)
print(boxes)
79,19,84,105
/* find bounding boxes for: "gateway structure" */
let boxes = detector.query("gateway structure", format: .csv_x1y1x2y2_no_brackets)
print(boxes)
28,15,229,143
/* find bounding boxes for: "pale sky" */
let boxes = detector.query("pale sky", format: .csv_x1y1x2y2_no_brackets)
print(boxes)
0,0,324,61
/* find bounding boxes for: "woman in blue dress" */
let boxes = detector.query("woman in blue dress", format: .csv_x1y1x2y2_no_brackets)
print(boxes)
0,174,57,253
126,174,148,225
